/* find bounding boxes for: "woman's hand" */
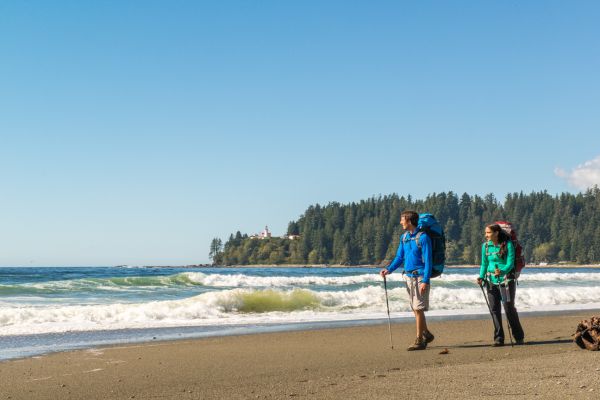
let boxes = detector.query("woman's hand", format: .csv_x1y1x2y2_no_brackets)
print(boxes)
476,277,483,286
494,267,501,277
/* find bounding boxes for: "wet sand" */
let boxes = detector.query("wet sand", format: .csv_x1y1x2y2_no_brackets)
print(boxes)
1,312,599,399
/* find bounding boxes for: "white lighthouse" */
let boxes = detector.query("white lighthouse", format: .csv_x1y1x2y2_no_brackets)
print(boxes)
260,226,272,239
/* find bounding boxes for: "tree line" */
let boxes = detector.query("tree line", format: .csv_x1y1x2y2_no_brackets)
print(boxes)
210,188,600,266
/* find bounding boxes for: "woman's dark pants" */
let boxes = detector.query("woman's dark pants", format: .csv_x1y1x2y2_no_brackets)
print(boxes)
486,280,524,343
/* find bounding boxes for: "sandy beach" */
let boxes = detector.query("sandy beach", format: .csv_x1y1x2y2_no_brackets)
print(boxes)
1,312,599,399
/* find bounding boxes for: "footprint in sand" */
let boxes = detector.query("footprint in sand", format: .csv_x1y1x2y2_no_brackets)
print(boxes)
83,368,104,373
30,376,52,382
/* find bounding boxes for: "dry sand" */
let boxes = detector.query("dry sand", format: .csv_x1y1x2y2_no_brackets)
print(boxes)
1,312,599,399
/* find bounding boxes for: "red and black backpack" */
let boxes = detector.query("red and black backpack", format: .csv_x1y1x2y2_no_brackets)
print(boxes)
493,220,526,278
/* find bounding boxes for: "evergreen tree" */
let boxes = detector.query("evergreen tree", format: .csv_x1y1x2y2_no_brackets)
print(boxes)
215,190,600,266
209,237,223,265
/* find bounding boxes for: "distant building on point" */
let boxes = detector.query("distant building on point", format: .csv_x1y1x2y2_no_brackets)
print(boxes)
260,226,272,239
249,226,300,240
250,226,272,240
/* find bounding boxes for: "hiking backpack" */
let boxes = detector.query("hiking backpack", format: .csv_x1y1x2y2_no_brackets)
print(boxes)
402,213,446,278
493,220,526,278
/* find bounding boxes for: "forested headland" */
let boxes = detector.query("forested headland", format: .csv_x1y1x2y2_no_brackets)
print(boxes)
210,188,600,266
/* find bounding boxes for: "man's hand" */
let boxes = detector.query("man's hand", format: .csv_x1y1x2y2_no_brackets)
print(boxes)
419,282,429,295
380,269,390,278
494,267,501,277
476,277,483,286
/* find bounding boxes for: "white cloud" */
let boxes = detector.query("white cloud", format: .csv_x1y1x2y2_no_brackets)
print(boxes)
555,155,600,190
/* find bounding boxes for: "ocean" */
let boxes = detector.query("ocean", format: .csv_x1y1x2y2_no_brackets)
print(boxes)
1,266,599,360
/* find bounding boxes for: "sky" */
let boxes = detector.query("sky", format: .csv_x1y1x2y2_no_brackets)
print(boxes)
1,1,599,266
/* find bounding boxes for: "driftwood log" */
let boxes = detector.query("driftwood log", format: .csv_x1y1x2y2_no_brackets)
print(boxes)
574,316,600,351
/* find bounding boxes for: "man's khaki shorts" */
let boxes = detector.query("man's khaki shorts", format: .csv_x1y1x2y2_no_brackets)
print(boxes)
404,275,430,311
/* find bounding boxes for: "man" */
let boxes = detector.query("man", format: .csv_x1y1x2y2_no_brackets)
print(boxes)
380,210,434,351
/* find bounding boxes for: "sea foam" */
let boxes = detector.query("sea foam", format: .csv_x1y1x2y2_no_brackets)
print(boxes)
2,282,600,336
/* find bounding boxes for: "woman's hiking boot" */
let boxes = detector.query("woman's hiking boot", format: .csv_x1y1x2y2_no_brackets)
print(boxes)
492,340,504,347
407,336,427,351
423,330,435,344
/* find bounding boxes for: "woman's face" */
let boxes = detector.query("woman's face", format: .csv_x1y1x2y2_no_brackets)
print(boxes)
485,227,498,242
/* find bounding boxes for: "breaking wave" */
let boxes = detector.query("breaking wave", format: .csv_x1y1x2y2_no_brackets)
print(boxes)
2,282,600,336
4,270,600,296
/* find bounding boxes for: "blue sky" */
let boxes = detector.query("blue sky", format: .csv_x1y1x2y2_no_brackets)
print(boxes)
1,1,599,266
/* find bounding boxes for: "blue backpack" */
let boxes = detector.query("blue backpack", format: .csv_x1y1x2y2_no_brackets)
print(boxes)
402,213,446,278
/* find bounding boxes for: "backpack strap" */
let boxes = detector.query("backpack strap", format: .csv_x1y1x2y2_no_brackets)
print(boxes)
402,231,423,247
415,231,423,249
415,231,428,266
401,232,413,243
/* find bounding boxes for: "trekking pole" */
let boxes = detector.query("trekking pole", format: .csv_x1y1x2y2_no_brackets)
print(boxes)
499,282,515,347
383,274,394,349
479,281,495,320
506,317,515,347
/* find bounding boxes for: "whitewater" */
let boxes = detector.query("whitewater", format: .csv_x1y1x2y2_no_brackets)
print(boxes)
2,266,600,339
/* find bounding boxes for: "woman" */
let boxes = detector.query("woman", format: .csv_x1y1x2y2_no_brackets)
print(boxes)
477,224,525,346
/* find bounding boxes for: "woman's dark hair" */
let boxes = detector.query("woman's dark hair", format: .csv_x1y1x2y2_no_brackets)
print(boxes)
486,224,511,258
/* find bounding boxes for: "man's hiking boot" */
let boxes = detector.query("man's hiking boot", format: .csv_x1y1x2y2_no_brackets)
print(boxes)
407,337,427,351
423,330,435,344
492,340,504,347
515,338,525,345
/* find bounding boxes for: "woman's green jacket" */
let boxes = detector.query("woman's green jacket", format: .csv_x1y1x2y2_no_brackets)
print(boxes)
479,240,515,285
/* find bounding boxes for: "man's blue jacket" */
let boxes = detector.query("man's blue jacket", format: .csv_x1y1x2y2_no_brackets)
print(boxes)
386,230,433,284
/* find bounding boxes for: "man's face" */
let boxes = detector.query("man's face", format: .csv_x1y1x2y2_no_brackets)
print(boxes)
400,215,410,230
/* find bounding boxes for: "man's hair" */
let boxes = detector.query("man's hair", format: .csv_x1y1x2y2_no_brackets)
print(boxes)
401,211,419,226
